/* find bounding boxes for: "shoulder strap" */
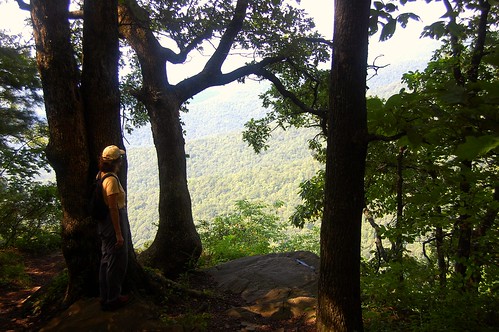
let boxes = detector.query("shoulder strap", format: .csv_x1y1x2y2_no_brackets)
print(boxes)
99,173,120,184
101,173,118,182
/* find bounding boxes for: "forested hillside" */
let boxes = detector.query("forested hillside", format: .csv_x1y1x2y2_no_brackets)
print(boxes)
127,128,322,249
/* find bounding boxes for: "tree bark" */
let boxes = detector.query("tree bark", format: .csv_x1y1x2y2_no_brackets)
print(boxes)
317,0,370,330
81,0,145,291
393,146,406,263
364,209,387,265
117,0,310,277
435,225,447,288
30,0,147,302
30,0,95,303
117,3,202,277
455,160,472,288
139,94,202,277
81,0,123,177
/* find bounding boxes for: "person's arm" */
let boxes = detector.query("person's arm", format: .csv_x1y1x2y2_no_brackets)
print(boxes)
107,193,124,248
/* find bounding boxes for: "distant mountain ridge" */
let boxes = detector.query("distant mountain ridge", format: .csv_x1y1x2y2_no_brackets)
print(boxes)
126,80,269,146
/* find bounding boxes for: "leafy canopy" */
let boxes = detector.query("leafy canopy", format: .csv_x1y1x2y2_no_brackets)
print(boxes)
0,30,60,250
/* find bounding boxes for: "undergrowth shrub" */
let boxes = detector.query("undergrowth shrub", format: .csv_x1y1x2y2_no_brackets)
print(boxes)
362,256,499,331
0,182,61,254
278,224,320,256
198,200,320,267
13,229,61,254
0,249,29,287
198,200,285,266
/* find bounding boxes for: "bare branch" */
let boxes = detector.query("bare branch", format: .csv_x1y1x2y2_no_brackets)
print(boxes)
256,68,327,119
14,0,30,11
367,55,390,81
203,0,249,74
367,131,406,143
467,0,491,82
175,55,284,100
68,10,84,20
304,37,333,48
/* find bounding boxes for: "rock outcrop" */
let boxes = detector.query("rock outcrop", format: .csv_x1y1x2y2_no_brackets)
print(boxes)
207,251,319,323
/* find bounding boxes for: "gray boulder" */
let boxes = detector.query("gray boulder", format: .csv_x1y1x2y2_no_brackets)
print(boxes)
206,251,319,322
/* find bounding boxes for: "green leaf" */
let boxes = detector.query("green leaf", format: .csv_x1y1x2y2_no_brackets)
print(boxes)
397,135,410,147
447,21,462,37
380,19,396,41
397,13,420,28
369,10,380,35
385,3,397,13
455,135,499,161
373,1,384,10
384,93,403,109
367,97,384,112
422,21,446,39
482,46,499,66
480,81,499,103
406,127,423,147
439,84,466,104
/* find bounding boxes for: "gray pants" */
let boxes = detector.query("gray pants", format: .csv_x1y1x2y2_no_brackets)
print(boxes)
98,208,130,304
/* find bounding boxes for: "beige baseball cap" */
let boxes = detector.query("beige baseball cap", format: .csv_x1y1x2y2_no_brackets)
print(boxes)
102,145,125,160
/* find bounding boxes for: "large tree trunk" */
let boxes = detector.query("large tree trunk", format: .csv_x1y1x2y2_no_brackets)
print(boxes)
81,0,123,177
393,146,406,263
139,95,202,277
118,3,202,277
30,0,95,303
317,0,370,330
30,0,146,302
435,225,447,288
454,160,472,289
81,0,145,290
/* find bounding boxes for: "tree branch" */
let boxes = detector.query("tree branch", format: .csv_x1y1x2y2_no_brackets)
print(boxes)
364,209,387,265
175,55,284,101
202,0,249,74
367,131,406,143
367,55,390,81
467,0,490,82
443,0,465,85
15,0,83,19
118,0,211,73
14,0,30,11
256,68,327,119
304,37,334,48
284,58,322,109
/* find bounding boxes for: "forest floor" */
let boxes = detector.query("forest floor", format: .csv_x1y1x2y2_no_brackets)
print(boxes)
0,250,317,331
0,250,66,331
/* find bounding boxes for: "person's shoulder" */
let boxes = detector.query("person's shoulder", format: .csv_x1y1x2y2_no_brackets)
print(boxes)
102,172,119,184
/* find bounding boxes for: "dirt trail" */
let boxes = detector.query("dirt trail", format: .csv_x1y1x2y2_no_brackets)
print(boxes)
1,251,317,331
0,251,65,331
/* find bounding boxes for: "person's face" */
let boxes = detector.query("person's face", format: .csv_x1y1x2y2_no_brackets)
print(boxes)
114,157,122,172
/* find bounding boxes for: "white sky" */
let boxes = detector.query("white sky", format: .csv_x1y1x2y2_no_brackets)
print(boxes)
0,1,30,34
